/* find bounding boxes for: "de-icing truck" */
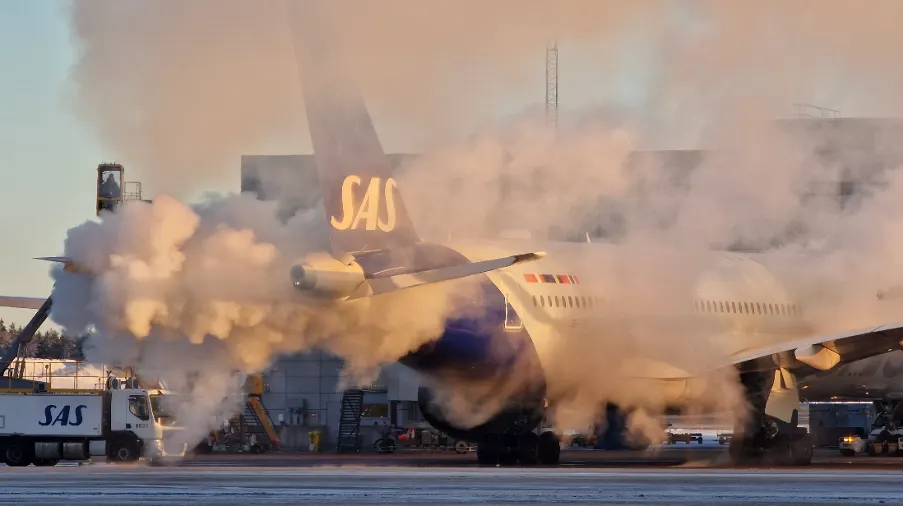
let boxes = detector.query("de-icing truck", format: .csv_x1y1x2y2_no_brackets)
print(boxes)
0,381,186,466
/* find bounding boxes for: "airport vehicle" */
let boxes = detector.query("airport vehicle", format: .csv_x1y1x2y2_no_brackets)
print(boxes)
372,426,472,454
0,1,900,468
665,431,704,445
839,402,902,457
0,384,184,466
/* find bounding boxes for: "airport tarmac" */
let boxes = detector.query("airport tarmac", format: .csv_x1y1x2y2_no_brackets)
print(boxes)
0,464,899,505
178,446,903,470
0,448,899,505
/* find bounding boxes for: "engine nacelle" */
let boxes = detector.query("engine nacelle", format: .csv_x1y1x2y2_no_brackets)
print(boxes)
417,385,545,440
289,252,366,299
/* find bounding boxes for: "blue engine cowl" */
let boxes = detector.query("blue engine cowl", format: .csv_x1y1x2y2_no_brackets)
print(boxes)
354,242,548,439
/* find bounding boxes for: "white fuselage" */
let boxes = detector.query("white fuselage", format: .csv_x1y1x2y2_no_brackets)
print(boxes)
444,237,901,408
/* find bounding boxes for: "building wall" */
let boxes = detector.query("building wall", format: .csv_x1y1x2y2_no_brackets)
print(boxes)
241,154,424,449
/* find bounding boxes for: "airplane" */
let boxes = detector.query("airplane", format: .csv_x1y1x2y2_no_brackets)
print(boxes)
0,2,900,467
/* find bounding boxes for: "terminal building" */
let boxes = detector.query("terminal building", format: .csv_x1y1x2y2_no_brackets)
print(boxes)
241,116,901,450
241,153,426,451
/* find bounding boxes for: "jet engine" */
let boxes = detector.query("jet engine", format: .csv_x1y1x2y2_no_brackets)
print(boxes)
416,385,545,441
289,252,366,299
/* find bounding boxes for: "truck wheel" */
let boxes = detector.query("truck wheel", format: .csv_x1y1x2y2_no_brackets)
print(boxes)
111,440,138,463
4,441,33,467
373,438,395,454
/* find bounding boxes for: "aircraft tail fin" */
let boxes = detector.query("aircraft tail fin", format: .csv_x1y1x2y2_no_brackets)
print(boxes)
288,2,419,256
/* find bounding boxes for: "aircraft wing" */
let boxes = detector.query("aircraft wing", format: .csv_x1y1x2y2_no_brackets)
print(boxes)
625,322,902,380
0,296,48,310
724,322,902,373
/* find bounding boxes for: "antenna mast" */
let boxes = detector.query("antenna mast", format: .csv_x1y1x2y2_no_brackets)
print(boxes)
545,41,559,131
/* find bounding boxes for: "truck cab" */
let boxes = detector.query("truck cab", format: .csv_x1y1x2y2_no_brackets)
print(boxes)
105,389,185,462
104,383,187,463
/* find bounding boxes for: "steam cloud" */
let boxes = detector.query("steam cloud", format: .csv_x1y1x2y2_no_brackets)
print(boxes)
58,1,902,448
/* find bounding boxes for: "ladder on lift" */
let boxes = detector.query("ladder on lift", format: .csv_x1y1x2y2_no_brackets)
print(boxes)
336,389,364,452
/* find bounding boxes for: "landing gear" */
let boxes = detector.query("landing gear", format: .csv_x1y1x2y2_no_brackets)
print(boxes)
477,430,560,466
729,368,812,466
729,427,812,466
538,431,560,465
517,432,539,466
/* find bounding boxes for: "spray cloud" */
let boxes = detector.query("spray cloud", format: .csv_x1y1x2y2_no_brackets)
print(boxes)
59,1,902,447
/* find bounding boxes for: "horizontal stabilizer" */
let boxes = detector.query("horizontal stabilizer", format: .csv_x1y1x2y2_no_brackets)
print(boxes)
0,296,48,310
350,252,546,300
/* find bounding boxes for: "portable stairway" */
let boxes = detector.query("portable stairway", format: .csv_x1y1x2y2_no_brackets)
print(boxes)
336,388,364,453
239,375,280,452
0,297,53,391
241,397,280,452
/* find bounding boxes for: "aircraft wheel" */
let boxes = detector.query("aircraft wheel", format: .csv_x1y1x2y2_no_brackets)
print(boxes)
498,434,519,466
538,431,560,465
790,433,812,465
477,436,500,466
518,432,539,466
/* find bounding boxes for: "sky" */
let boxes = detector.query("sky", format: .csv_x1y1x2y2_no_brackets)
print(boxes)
0,1,95,326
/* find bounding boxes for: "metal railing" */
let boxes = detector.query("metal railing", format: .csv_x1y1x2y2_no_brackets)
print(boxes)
0,359,113,393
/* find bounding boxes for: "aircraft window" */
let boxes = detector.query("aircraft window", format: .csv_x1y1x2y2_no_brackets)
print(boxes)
588,297,593,309
730,302,736,313
532,295,537,307
567,296,573,308
540,295,545,308
547,296,552,307
755,303,761,314
719,301,724,313
575,297,581,309
555,296,560,308
704,301,711,312
742,302,748,314
767,303,773,315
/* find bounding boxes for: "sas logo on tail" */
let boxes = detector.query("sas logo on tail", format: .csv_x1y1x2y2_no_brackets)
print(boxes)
331,175,398,232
